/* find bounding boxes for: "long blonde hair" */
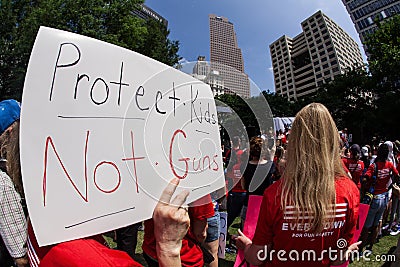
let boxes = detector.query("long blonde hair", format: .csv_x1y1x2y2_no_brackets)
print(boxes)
280,103,346,233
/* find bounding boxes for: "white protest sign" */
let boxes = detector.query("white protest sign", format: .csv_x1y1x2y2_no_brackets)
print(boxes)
20,27,225,246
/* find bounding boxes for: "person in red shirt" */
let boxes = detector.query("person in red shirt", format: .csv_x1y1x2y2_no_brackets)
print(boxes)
273,146,285,180
28,178,191,267
142,194,214,267
0,99,192,267
359,143,399,253
234,103,360,266
342,144,364,190
226,148,247,229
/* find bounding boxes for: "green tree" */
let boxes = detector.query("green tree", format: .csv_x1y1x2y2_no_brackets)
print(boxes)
0,0,33,100
0,0,180,101
141,19,180,66
365,15,400,91
261,90,297,117
215,92,296,140
215,93,255,137
313,66,375,143
364,15,400,140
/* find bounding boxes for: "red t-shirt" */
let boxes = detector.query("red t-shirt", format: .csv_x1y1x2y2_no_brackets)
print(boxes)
234,148,244,164
364,161,399,195
281,135,287,145
342,158,364,189
341,160,350,174
27,222,139,267
142,196,214,267
252,176,359,267
231,163,246,193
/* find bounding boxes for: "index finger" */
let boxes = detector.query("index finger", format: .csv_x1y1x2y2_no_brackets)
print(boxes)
238,229,246,237
158,178,180,205
348,241,362,250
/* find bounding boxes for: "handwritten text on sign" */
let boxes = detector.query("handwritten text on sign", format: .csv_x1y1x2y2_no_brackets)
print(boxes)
20,27,224,246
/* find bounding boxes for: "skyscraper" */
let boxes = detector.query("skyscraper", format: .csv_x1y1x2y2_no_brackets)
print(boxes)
132,4,168,27
209,14,250,98
342,0,400,47
270,10,364,101
192,56,225,96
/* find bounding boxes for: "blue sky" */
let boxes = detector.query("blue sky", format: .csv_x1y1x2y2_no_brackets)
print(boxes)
145,0,368,96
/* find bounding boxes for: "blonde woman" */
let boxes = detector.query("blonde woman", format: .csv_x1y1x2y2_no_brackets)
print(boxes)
235,103,360,266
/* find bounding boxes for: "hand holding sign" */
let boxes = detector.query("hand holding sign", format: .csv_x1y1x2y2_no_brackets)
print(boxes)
153,178,190,264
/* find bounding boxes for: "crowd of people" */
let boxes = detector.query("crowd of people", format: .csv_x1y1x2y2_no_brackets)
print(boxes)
0,99,400,266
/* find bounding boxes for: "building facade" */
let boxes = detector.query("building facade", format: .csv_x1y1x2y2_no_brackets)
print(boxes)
342,0,400,46
132,4,168,27
270,10,364,101
192,56,225,96
209,14,250,98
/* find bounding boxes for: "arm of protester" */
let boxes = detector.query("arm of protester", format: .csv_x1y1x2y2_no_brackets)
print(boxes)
240,176,246,189
234,229,266,266
393,183,400,198
14,255,29,267
191,218,208,243
153,178,190,267
0,175,28,266
391,164,400,184
189,194,214,243
362,163,374,183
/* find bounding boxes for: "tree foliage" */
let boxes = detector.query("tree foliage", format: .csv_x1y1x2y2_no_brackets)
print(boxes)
261,90,297,117
312,66,376,142
364,15,400,141
0,0,180,101
365,15,400,91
